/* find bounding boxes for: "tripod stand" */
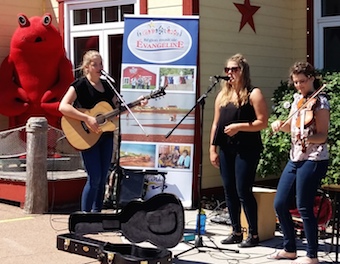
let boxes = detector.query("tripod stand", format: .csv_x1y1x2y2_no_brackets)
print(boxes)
166,78,239,257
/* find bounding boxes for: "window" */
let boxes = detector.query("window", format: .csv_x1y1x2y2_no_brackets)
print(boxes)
65,0,139,84
322,0,340,16
72,4,134,26
324,26,340,71
73,9,87,25
73,36,99,78
89,8,102,24
121,5,135,21
105,6,119,22
314,0,340,71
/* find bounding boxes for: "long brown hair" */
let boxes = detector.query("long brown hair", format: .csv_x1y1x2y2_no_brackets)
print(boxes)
219,53,252,107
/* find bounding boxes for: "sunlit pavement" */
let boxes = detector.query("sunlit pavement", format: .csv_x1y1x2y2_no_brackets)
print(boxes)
0,202,338,264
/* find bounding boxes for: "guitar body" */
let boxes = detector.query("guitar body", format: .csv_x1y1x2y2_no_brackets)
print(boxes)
61,101,117,150
61,86,166,150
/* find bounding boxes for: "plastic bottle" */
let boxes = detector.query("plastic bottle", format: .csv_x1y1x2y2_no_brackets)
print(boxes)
196,209,206,234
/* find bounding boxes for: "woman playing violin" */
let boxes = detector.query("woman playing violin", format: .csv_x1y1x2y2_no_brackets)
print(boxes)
269,62,329,264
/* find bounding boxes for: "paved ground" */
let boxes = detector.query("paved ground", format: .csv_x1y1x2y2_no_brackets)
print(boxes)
0,200,339,264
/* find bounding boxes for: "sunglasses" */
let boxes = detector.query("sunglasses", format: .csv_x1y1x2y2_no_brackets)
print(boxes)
224,67,240,73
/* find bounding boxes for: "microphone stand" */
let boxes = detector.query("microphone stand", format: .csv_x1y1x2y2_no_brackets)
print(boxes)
103,74,148,136
166,77,239,257
102,72,148,210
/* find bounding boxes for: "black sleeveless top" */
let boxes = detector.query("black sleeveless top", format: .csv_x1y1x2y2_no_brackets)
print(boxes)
72,77,115,109
212,87,263,152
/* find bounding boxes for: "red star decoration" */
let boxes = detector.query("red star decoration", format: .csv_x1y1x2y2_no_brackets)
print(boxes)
234,0,260,33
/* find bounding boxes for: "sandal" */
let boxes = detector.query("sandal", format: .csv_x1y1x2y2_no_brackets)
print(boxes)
291,256,319,264
267,250,297,260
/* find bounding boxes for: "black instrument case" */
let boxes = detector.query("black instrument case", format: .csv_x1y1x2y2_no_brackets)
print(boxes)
57,193,184,264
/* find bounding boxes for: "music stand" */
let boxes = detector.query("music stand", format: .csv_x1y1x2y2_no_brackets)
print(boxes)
165,77,239,257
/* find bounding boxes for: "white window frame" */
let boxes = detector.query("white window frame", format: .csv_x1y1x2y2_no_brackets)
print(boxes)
313,0,340,69
64,0,139,67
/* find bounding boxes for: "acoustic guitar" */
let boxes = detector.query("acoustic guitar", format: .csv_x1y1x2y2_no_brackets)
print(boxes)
61,87,166,150
69,193,185,249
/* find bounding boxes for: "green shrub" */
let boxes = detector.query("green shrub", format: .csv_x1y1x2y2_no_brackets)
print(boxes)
258,72,340,184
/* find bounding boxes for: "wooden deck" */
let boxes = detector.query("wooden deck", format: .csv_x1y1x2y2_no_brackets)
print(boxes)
0,157,87,209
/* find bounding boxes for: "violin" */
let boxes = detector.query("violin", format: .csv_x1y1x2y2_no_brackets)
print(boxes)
296,96,318,153
276,84,327,129
295,96,318,129
271,84,327,152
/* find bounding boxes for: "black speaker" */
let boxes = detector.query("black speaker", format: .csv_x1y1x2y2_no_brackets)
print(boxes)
118,169,146,207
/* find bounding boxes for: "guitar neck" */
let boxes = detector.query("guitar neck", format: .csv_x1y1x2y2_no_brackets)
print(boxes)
101,86,166,121
118,99,143,114
103,98,143,120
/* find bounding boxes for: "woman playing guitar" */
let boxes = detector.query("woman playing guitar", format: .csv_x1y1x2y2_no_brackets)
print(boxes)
59,50,147,213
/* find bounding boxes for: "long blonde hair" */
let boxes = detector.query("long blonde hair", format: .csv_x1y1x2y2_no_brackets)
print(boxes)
76,50,102,76
219,53,252,107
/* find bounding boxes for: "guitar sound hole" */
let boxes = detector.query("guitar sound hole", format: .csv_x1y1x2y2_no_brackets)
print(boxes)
81,121,90,134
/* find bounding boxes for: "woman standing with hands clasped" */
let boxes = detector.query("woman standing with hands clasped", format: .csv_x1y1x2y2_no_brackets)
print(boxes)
59,50,147,213
209,53,268,247
269,62,329,264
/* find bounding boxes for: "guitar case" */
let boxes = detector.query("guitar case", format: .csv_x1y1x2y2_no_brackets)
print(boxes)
57,193,184,264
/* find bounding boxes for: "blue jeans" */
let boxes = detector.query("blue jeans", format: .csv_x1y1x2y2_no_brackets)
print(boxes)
81,133,114,212
274,159,328,258
219,148,260,236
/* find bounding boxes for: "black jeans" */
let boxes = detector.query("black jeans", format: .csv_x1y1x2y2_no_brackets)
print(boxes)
219,148,260,236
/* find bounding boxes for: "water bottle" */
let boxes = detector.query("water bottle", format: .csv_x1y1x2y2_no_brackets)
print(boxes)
196,209,206,234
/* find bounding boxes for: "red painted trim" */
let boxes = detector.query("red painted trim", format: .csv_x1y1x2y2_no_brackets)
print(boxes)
0,178,86,209
55,0,65,43
307,0,313,65
0,180,25,207
48,179,86,206
183,0,199,15
140,0,148,14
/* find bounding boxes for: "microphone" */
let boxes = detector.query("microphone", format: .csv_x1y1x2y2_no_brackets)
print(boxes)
214,75,230,81
100,70,116,83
